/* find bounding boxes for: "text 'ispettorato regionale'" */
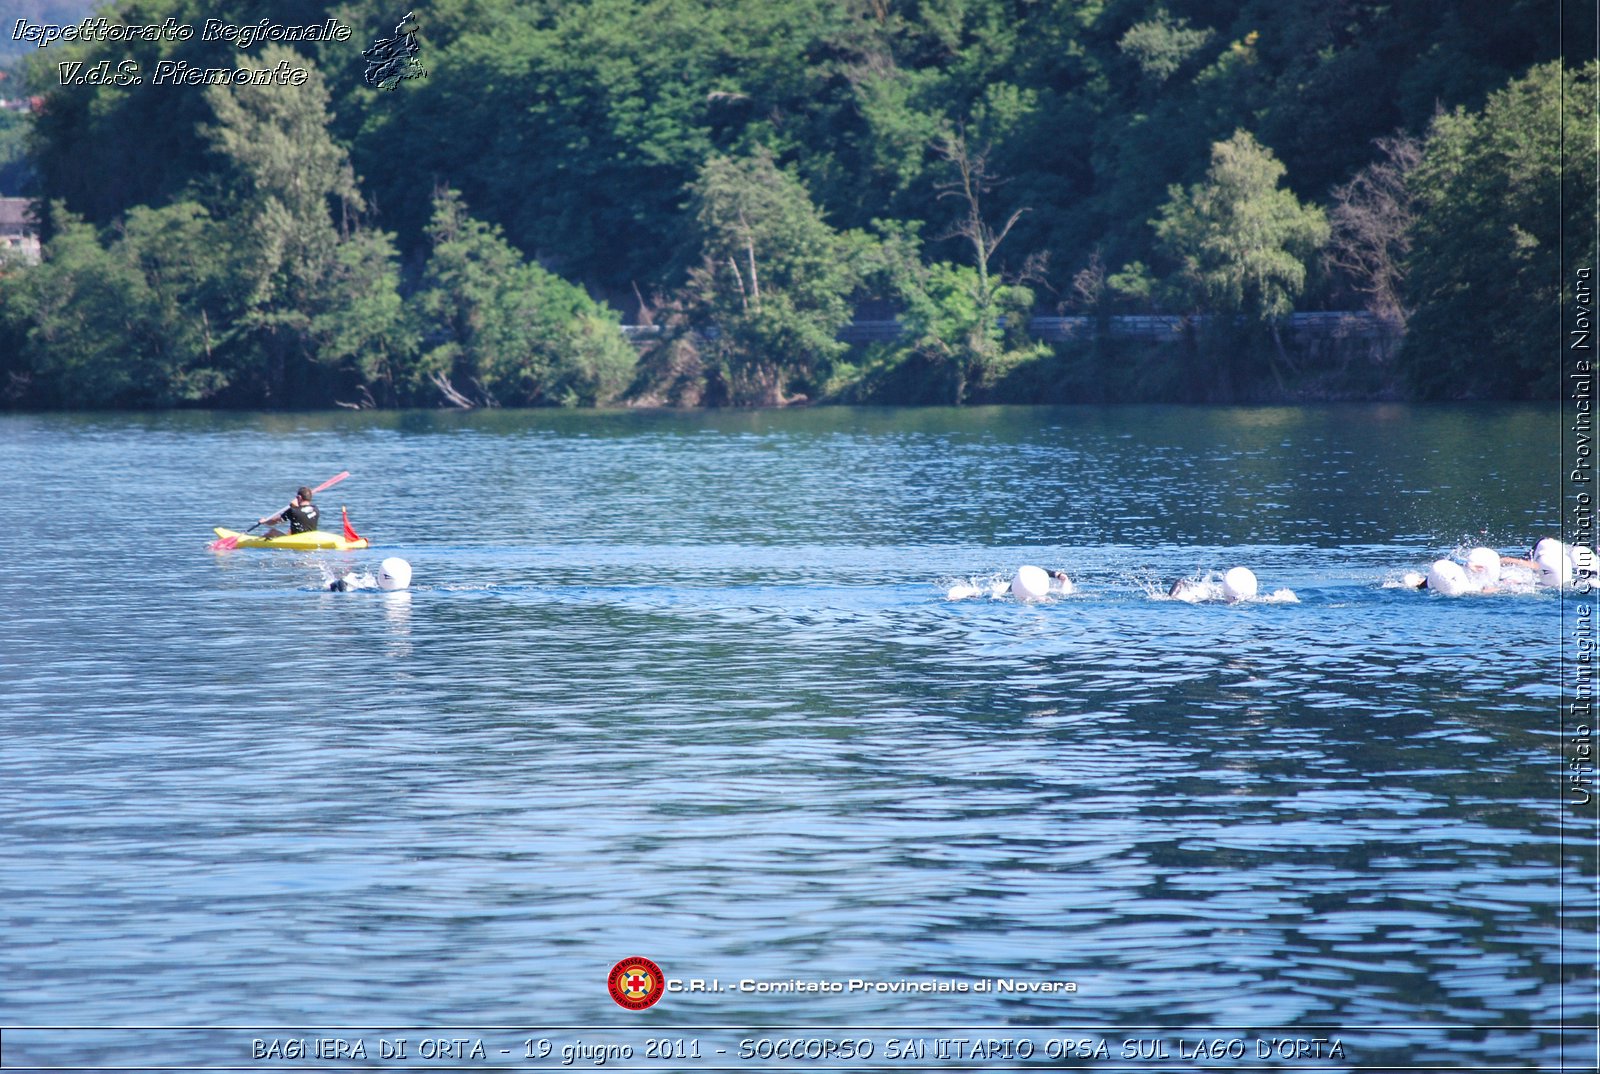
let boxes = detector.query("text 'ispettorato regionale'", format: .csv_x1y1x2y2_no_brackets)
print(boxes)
11,17,352,51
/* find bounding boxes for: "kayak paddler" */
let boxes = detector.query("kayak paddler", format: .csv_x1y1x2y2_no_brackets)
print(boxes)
260,485,321,538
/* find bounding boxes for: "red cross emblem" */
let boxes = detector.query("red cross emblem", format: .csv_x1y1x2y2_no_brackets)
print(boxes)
608,957,664,1010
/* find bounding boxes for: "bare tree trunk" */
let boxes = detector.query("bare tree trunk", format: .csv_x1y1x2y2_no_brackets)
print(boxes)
1268,324,1291,395
746,237,760,310
1327,132,1420,329
936,129,1029,390
430,371,475,408
726,256,748,311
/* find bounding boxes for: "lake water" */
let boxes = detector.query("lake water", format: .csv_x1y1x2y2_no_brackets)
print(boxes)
1,405,1594,1071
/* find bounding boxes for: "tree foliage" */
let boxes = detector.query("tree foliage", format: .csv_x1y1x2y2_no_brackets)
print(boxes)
0,0,1583,406
1153,130,1329,323
2,201,239,405
684,152,861,405
412,188,636,407
1119,10,1214,85
1402,61,1587,399
199,46,402,402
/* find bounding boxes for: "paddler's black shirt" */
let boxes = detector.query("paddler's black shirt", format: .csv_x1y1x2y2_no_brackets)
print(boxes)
284,503,320,533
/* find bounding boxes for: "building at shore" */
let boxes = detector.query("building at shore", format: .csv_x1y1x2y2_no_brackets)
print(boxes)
0,197,40,264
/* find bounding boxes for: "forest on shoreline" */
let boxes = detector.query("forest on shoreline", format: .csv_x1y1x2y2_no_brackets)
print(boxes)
0,0,1593,410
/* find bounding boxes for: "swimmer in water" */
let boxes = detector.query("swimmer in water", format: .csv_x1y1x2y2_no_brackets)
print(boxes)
326,557,412,592
1404,545,1521,592
1012,565,1075,601
327,571,377,592
947,567,1075,601
1167,567,1269,603
1498,538,1595,587
1464,547,1500,592
1498,539,1552,574
1427,547,1510,595
1420,558,1471,595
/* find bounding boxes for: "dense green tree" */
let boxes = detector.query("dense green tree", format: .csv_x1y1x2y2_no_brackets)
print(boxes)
0,0,1583,407
683,152,862,405
410,188,636,407
1148,129,1328,397
201,44,403,403
0,107,30,196
112,200,246,401
23,0,381,231
1118,9,1214,85
890,257,1038,403
1402,60,1588,399
2,206,153,405
1153,129,1329,323
312,227,410,406
1,201,238,405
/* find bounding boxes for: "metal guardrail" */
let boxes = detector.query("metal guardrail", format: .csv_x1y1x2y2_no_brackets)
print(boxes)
1285,311,1394,338
835,320,904,342
624,311,1391,344
1026,313,1392,342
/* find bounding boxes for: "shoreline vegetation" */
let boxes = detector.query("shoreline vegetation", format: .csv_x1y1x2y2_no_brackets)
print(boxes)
0,0,1590,410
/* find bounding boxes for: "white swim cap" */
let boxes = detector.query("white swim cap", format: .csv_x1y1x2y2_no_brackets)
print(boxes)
1011,565,1050,602
1534,539,1571,587
1426,558,1469,596
377,557,412,591
1222,567,1258,602
1465,547,1500,587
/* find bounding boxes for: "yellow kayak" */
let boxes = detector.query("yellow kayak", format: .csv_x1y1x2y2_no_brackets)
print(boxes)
211,527,370,551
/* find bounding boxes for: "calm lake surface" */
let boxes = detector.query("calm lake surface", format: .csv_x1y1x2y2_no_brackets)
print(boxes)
1,405,1595,1070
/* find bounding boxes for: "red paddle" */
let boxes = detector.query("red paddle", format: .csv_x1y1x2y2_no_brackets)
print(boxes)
310,471,351,495
208,471,351,551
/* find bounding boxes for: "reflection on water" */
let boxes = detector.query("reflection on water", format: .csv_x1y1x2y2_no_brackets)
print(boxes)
0,405,1592,1067
381,591,413,658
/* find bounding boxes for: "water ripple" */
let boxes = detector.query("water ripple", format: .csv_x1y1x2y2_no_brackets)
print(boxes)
0,406,1588,1066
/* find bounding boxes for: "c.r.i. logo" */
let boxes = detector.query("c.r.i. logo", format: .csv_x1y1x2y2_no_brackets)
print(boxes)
608,957,664,1010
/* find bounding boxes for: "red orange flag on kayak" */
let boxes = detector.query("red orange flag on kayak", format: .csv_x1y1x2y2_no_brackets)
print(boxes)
341,506,362,544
